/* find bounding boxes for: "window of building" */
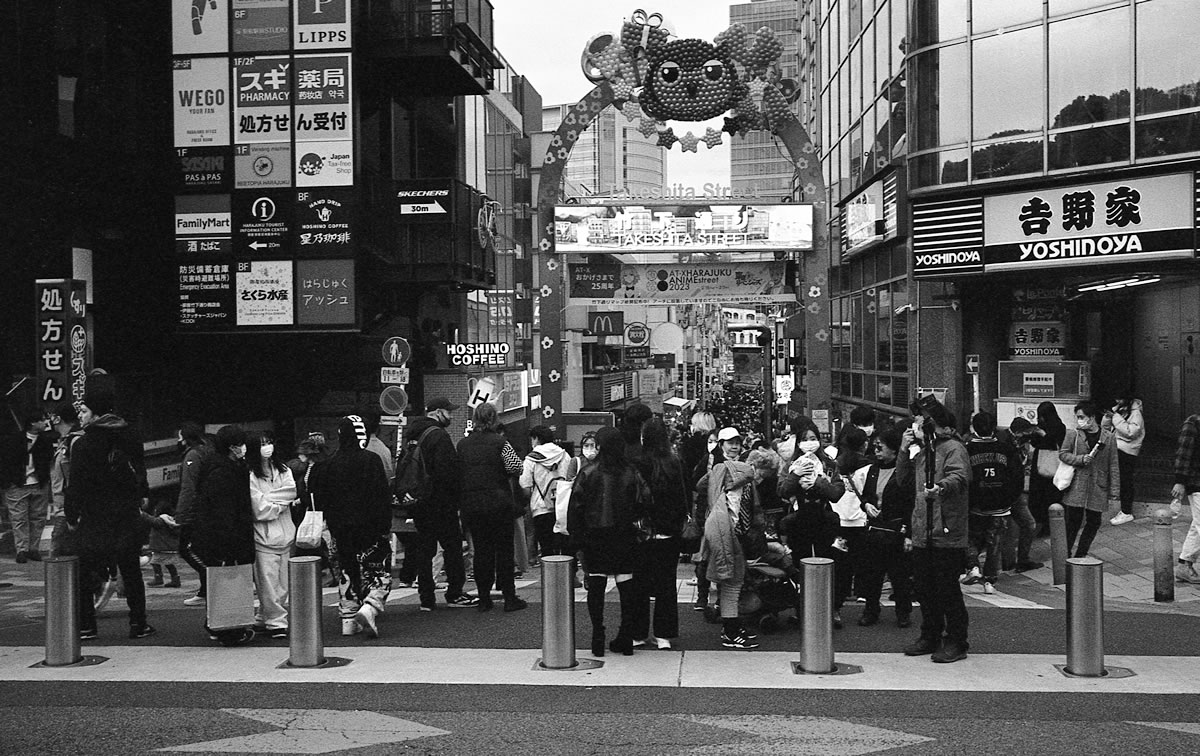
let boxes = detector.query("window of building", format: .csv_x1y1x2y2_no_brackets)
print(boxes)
972,26,1043,139
972,0,1043,33
912,147,969,186
912,43,969,151
1048,7,1130,129
1136,0,1200,116
1137,111,1200,159
972,136,1044,179
1048,123,1130,169
912,0,968,48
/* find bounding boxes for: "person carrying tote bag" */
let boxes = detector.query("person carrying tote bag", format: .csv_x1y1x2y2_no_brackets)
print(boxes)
194,425,257,646
1058,401,1118,559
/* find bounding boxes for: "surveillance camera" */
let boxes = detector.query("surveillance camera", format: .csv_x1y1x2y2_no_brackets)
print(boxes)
950,300,960,312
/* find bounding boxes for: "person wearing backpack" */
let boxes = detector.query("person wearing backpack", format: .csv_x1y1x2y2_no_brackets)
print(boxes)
397,398,477,611
66,381,155,641
519,425,576,563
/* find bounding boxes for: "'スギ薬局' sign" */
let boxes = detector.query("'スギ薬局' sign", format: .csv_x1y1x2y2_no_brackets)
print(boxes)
983,172,1196,272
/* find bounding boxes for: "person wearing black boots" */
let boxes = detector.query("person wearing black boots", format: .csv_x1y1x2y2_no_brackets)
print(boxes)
568,427,649,656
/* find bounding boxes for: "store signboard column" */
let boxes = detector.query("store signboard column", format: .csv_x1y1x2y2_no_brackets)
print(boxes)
171,0,356,332
34,280,89,406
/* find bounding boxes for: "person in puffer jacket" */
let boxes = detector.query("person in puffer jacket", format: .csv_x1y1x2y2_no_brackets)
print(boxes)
245,430,297,638
520,425,576,560
1104,395,1144,525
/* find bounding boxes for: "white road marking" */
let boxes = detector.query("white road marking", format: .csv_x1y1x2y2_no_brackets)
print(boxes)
683,715,934,755
157,709,449,753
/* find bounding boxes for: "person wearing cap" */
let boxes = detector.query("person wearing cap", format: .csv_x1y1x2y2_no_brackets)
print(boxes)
401,397,477,610
695,427,765,650
308,415,393,637
457,403,528,613
67,380,155,641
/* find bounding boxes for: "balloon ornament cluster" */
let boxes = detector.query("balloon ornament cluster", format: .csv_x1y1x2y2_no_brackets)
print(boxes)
580,9,801,152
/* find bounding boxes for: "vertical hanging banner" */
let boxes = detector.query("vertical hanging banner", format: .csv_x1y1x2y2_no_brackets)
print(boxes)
35,280,89,405
293,0,352,50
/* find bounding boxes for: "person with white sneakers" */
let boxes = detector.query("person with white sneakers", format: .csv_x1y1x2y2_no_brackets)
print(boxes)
1106,395,1145,526
308,415,393,638
1171,413,1200,584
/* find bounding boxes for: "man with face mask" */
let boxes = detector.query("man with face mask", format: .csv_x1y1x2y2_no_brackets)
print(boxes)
400,398,477,611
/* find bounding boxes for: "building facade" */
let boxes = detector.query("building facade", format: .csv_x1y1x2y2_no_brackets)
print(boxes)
541,104,668,199
809,0,1200,437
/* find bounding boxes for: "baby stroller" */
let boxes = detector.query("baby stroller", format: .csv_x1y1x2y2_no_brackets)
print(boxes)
704,558,800,634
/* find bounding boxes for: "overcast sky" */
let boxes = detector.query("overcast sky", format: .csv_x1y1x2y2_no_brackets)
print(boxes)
491,1,737,188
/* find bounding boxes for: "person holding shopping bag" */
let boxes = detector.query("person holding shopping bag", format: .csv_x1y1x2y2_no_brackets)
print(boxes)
1058,401,1118,558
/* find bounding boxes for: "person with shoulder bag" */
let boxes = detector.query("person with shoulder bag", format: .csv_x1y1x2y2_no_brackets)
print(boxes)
854,428,915,628
1058,401,1118,558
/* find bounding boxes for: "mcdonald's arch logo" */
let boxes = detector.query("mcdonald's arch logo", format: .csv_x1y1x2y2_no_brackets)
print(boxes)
590,311,624,336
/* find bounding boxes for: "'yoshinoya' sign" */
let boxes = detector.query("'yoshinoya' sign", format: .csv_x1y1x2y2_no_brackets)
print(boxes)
446,342,511,367
983,172,1195,271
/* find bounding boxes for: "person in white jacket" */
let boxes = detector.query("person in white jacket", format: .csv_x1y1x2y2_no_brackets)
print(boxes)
519,425,576,561
1105,396,1145,525
246,431,298,638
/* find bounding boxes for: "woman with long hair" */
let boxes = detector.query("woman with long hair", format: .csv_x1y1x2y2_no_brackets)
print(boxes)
1029,401,1068,531
778,416,846,626
631,419,688,650
457,403,527,613
245,431,298,638
569,427,649,656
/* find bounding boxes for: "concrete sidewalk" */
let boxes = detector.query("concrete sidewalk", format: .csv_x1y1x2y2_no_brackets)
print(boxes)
1009,500,1200,613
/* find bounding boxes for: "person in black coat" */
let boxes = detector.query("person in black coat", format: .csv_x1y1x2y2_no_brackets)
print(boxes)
193,424,255,646
308,415,393,638
853,428,916,628
631,419,688,649
67,384,154,640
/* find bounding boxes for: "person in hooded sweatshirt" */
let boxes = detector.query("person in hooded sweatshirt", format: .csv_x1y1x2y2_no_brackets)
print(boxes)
66,380,154,641
308,415,392,638
520,425,576,561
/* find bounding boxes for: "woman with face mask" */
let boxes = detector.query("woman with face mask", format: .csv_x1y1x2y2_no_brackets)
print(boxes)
246,431,298,639
193,425,257,646
1058,401,1118,558
777,416,846,626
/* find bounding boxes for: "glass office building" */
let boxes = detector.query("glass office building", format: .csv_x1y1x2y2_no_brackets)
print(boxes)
810,0,1200,434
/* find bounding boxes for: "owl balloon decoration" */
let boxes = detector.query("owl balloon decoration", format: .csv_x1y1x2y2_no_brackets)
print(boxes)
580,9,800,150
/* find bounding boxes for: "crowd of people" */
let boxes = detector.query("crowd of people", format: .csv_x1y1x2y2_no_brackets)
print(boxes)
6,375,1200,663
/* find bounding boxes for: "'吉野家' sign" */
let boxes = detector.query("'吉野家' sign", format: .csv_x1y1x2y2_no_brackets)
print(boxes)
446,342,511,367
983,172,1196,272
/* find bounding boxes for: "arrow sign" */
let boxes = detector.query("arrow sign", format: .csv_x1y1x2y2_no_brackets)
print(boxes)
249,241,269,251
159,709,450,754
966,353,980,375
400,202,446,215
682,715,933,755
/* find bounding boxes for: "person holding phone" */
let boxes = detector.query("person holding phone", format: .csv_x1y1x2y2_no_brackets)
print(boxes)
1059,401,1118,558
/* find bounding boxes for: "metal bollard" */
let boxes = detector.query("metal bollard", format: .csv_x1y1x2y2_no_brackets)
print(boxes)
43,556,81,666
1153,509,1175,603
1049,504,1068,585
1065,557,1104,677
799,557,835,674
288,556,325,668
539,555,576,669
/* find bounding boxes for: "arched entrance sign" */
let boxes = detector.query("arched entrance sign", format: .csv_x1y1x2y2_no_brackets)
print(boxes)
535,12,829,431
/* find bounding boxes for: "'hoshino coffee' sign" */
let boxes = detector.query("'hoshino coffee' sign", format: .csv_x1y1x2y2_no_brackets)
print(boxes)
446,342,511,367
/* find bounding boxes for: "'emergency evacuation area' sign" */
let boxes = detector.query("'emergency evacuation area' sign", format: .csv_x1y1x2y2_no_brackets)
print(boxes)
446,342,511,367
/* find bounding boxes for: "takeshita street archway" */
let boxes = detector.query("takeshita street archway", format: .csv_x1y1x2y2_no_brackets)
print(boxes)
534,10,829,432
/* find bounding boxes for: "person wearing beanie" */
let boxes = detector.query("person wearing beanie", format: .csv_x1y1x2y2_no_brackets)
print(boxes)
67,382,155,641
308,415,393,637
